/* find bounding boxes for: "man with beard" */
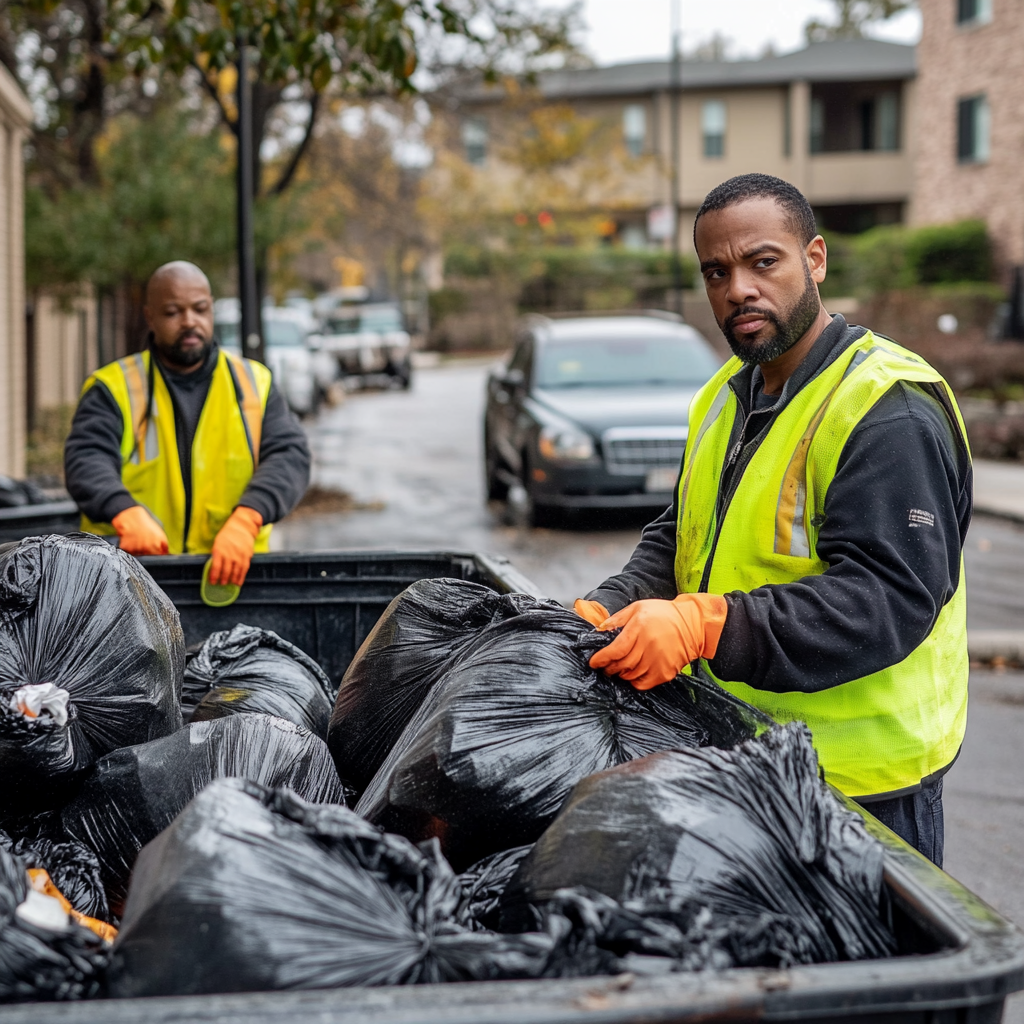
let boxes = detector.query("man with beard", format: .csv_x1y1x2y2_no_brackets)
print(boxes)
65,261,310,586
574,174,971,864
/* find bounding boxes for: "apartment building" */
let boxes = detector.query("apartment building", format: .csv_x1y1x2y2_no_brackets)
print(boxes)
912,0,1024,271
447,38,917,253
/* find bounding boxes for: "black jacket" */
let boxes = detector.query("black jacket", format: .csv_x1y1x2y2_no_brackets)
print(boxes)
65,343,311,533
586,315,973,694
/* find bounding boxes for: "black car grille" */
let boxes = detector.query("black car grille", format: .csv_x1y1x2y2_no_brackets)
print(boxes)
604,436,686,475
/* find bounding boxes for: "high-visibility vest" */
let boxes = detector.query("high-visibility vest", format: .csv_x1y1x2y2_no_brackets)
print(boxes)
79,348,273,555
674,331,969,799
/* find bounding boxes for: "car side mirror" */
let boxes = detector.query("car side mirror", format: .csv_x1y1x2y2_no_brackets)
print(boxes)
306,334,322,351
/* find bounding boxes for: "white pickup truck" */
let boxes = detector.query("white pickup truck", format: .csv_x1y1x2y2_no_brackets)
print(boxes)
311,303,413,390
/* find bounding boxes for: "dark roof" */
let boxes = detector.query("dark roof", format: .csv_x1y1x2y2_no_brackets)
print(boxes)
473,39,915,103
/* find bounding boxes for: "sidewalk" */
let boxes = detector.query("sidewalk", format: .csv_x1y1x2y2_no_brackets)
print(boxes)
970,460,1024,660
973,458,1024,526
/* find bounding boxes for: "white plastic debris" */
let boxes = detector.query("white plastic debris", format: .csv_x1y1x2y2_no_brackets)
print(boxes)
9,683,70,728
15,887,70,932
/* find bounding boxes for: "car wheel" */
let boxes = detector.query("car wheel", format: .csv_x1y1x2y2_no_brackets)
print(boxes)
484,439,509,502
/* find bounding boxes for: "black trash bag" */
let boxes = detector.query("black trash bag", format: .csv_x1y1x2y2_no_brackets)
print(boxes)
458,845,533,932
61,715,348,917
0,844,108,1002
183,624,333,737
0,535,183,812
0,476,48,509
356,606,771,870
501,722,897,966
329,579,555,794
1,836,108,922
108,778,555,998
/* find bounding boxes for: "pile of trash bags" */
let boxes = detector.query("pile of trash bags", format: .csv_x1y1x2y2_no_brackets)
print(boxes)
0,543,901,1005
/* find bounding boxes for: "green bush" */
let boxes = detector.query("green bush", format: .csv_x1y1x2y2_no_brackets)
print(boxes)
822,220,994,298
905,220,992,285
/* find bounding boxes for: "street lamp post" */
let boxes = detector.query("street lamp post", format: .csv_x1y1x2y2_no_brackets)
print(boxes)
236,37,264,364
669,0,683,318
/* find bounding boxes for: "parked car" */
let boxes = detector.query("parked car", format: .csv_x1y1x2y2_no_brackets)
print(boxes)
215,303,333,417
312,302,412,389
484,312,722,520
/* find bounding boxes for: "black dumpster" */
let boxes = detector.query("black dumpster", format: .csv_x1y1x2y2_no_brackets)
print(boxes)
2,547,1023,1022
0,499,79,543
139,550,547,689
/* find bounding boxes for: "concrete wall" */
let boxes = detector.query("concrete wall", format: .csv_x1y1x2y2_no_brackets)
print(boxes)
0,65,31,478
912,0,1024,268
29,291,99,415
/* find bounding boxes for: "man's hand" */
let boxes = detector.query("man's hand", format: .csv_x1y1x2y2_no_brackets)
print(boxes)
209,507,263,587
573,599,609,627
112,506,169,556
588,593,728,691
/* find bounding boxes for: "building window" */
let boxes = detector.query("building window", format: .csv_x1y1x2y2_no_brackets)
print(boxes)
957,0,993,25
957,94,990,163
810,96,825,153
701,100,726,158
876,92,899,151
462,118,488,166
809,82,901,153
623,104,646,157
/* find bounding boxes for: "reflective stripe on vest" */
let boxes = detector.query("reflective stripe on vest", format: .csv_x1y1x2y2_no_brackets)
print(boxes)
674,331,970,799
79,349,273,555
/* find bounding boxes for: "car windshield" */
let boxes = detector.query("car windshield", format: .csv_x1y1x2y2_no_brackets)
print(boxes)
360,308,403,332
216,322,240,350
265,321,305,348
535,334,719,388
324,308,402,334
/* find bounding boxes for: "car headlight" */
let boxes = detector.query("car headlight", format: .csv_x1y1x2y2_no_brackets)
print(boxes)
538,424,595,461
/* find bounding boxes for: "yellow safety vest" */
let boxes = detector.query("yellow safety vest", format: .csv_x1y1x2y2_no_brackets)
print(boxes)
675,331,969,799
79,349,273,555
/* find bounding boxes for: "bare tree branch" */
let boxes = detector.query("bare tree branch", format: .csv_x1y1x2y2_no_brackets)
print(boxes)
190,60,236,135
270,92,320,196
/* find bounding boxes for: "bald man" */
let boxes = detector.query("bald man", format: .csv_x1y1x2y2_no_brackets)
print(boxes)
65,261,310,585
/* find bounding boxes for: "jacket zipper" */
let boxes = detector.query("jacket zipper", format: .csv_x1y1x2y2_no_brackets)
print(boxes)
697,407,766,595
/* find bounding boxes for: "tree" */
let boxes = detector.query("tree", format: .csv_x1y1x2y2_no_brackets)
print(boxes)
117,1,582,202
805,1,913,42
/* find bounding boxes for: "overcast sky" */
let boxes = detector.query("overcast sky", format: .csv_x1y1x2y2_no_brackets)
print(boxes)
571,0,921,65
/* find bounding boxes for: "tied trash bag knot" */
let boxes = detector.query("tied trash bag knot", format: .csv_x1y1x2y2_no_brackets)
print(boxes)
9,685,70,728
183,625,334,737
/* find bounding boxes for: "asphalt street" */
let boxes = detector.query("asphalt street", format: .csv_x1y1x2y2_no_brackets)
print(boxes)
279,358,1024,1019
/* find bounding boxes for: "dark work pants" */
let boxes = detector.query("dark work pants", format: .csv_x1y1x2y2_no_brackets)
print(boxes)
857,777,944,867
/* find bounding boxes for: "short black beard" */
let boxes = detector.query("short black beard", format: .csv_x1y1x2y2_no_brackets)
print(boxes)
157,331,211,369
720,270,821,366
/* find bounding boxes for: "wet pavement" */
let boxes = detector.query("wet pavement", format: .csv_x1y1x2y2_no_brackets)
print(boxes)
273,359,650,607
280,359,1024,1015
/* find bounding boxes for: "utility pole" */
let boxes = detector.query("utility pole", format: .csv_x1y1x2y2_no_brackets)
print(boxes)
669,0,683,318
236,37,264,364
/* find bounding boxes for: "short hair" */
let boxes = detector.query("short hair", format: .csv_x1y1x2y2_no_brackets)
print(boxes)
693,173,817,246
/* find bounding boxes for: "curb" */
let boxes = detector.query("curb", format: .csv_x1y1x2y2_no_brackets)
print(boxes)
974,505,1024,528
968,630,1024,663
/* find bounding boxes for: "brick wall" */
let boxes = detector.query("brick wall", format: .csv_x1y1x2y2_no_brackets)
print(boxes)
912,0,1024,272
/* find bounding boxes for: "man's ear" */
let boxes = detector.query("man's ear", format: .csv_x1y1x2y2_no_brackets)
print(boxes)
142,305,154,330
806,235,827,284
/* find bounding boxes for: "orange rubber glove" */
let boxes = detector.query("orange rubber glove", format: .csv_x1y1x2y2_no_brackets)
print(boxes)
111,506,169,556
588,593,728,691
573,599,609,627
209,506,263,587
